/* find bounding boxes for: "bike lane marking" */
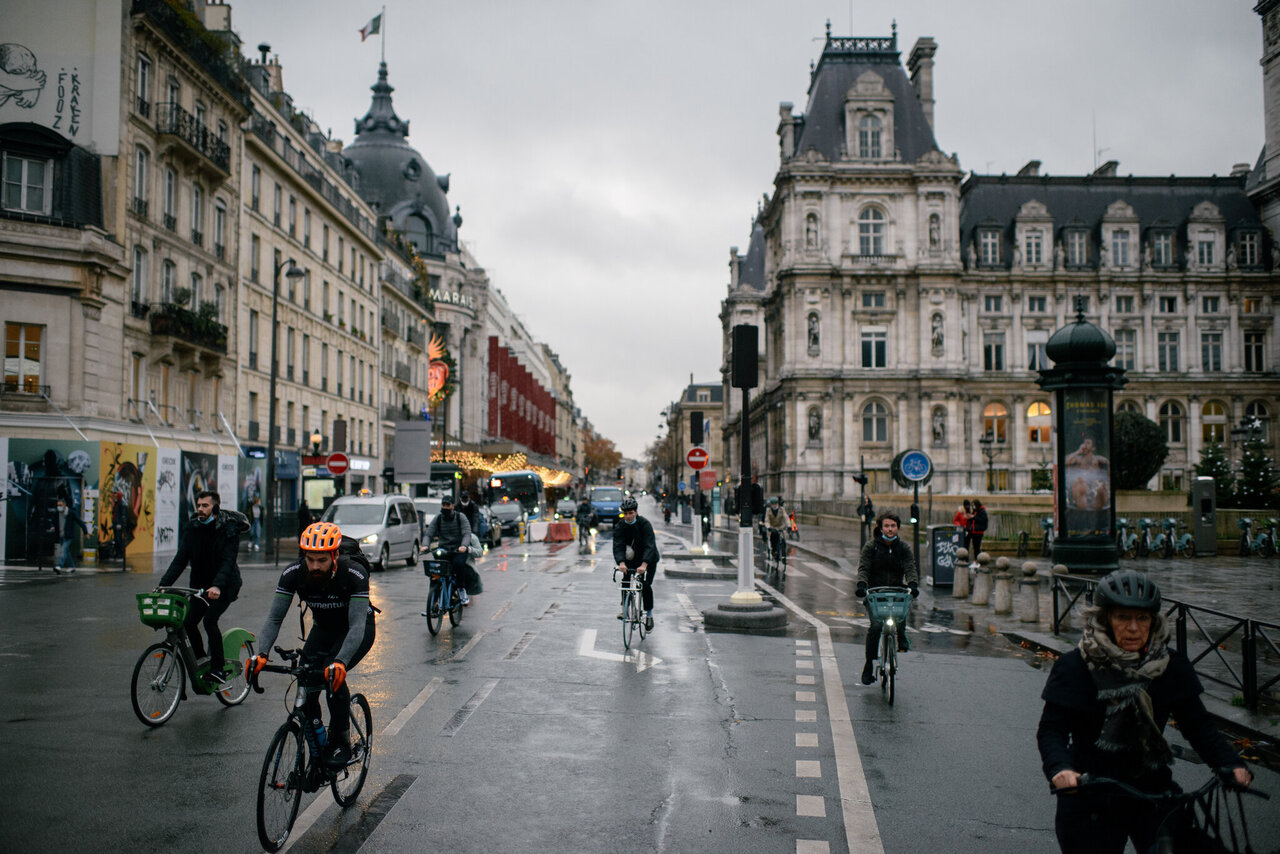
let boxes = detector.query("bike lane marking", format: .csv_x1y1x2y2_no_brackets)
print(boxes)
758,577,885,854
382,676,444,738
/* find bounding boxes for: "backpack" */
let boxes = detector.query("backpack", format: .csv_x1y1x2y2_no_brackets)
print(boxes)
338,534,375,576
217,508,252,537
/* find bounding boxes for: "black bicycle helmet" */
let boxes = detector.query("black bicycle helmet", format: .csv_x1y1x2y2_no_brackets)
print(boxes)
1093,569,1161,611
620,496,638,512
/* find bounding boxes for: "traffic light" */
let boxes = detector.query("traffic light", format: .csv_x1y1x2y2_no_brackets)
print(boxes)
690,411,704,445
616,468,623,480
852,473,868,486
909,504,920,525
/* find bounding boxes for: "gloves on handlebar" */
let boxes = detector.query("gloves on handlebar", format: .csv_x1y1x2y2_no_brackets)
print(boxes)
908,582,920,599
246,653,268,682
855,582,867,598
325,662,347,692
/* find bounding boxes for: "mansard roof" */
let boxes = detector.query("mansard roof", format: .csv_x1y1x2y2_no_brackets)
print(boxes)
738,219,767,291
792,28,940,164
682,383,724,404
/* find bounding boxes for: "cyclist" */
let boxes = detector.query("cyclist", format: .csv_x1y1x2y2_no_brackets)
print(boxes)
1037,569,1252,854
763,497,789,562
575,495,596,542
423,494,478,606
855,511,919,685
247,522,376,769
159,490,242,684
613,496,659,630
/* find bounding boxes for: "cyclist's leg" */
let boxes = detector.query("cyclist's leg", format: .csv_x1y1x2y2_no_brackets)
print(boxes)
325,618,375,749
450,551,473,601
863,618,882,683
1053,790,1136,854
183,596,210,659
640,566,656,626
202,594,234,672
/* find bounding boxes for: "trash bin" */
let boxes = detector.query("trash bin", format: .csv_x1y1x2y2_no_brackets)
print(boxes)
927,524,962,587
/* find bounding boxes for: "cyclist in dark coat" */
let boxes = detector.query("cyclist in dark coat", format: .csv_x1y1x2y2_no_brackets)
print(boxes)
613,496,659,630
855,511,919,685
1036,570,1251,853
159,490,242,680
424,495,478,601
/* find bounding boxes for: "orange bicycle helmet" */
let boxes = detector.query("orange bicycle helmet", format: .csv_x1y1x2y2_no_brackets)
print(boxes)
299,521,343,552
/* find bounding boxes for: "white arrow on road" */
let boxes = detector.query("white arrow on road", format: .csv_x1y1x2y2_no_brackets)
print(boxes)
577,629,662,672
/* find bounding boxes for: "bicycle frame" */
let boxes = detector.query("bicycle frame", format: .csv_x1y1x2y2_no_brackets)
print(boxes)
614,568,646,650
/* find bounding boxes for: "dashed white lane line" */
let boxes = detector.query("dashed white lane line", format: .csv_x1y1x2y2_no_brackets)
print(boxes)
796,690,817,702
796,709,817,722
675,592,704,626
800,561,847,581
382,677,444,737
795,658,814,669
796,733,819,748
796,674,815,685
796,841,830,854
796,795,827,817
796,760,822,778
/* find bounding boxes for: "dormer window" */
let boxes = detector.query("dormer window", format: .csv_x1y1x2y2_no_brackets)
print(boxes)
979,229,1001,266
1152,231,1174,267
845,70,894,161
1237,231,1260,267
1024,229,1044,265
1197,238,1214,266
1066,230,1088,266
1111,229,1131,267
858,115,881,158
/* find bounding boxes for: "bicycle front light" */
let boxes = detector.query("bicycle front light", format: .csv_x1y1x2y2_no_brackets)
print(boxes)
361,534,378,544
886,617,895,627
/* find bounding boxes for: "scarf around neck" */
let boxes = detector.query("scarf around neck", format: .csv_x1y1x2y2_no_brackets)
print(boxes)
1078,608,1173,771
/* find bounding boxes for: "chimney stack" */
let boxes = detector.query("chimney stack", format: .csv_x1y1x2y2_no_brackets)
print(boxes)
907,37,938,134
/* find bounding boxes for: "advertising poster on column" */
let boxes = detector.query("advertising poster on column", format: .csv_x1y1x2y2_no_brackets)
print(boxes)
6,439,98,562
218,455,238,509
240,456,264,513
179,451,218,532
1062,388,1112,538
153,448,180,552
98,441,156,557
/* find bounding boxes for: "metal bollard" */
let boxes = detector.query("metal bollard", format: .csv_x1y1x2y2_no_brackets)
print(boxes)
993,556,1013,614
953,548,971,599
1018,561,1040,622
971,552,993,605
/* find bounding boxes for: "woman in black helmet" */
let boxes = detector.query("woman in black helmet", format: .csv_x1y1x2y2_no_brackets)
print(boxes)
1036,569,1252,853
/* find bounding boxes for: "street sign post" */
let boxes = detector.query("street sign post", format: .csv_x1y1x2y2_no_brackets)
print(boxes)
686,448,709,470
326,452,350,476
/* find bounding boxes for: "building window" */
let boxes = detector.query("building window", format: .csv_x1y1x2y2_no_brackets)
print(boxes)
1027,401,1051,443
1111,229,1130,267
250,234,260,282
1113,328,1136,370
1197,238,1214,266
980,230,1001,265
1027,336,1048,371
1245,401,1270,442
321,342,328,390
273,183,282,228
1159,401,1184,444
861,291,885,309
858,207,885,255
1200,332,1222,372
983,294,1003,313
131,246,147,304
134,147,149,210
1244,331,1265,372
858,114,881,158
1238,232,1259,267
1157,331,1179,372
303,209,311,248
1201,295,1220,313
1153,232,1173,266
136,53,151,114
1114,294,1134,313
862,400,888,442
1027,295,1047,313
1243,297,1262,314
161,260,175,303
860,328,887,368
1202,401,1227,443
1067,230,1087,266
1117,400,1141,415
1024,230,1043,265
250,165,260,211
214,283,225,322
338,235,344,272
3,323,43,392
189,272,202,309
983,402,1009,443
1161,471,1185,491
288,195,296,237
190,183,203,245
2,153,52,215
1158,295,1177,313
322,224,330,262
163,167,176,229
214,202,226,258
983,332,1005,371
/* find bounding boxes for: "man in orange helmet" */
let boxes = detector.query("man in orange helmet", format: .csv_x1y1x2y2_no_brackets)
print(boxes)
247,521,376,768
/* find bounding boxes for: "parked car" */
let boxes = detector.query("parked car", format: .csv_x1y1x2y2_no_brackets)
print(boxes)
477,505,502,548
320,494,420,570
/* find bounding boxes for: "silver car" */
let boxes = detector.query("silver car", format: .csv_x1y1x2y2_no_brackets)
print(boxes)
320,495,420,570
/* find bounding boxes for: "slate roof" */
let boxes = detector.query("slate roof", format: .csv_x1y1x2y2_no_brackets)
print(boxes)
739,219,767,291
683,384,724,404
792,33,939,164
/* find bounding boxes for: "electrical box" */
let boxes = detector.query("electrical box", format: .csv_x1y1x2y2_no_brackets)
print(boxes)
1191,476,1216,556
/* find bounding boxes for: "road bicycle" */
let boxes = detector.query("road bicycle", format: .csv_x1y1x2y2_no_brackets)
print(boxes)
1051,771,1268,853
422,547,465,636
251,647,372,853
614,567,647,650
131,587,254,727
864,586,912,706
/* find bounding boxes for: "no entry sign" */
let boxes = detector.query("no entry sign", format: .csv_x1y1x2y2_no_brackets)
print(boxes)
326,452,350,475
686,448,709,470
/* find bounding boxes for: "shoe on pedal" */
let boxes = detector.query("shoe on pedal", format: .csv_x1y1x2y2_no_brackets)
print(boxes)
325,741,351,769
616,612,624,620
644,616,654,631
898,640,910,652
861,660,875,685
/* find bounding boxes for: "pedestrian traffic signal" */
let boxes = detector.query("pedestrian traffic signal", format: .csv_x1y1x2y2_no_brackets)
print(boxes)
909,504,920,525
852,473,869,486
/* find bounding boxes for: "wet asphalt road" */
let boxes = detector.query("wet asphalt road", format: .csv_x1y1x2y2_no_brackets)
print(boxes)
2,498,1277,854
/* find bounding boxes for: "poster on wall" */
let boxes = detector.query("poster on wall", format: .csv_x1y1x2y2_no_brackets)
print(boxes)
153,448,180,552
179,451,218,533
218,455,237,511
6,439,97,562
99,441,157,557
1062,388,1112,538
239,456,264,515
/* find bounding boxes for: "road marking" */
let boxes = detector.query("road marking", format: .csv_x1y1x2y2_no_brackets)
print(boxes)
796,690,816,702
539,602,561,619
796,759,821,778
382,677,444,738
795,658,813,669
795,709,817,722
796,648,813,656
437,630,486,663
796,674,815,685
758,577,885,854
505,631,537,660
797,841,830,854
796,732,819,748
441,678,500,736
675,592,704,626
801,561,846,581
490,601,512,621
796,795,826,817
795,639,812,646
576,629,662,672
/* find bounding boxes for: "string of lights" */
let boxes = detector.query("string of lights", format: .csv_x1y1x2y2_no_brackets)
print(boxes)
430,449,574,487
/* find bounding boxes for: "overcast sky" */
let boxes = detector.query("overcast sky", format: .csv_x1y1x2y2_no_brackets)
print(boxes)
228,1,1263,460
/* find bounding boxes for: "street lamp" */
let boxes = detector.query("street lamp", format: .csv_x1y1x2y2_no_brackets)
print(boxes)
310,428,323,455
978,431,1004,492
265,256,306,562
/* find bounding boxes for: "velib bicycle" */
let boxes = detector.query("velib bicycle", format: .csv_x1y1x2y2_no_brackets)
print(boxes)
131,587,254,726
251,647,373,853
765,528,788,582
864,586,912,706
423,547,465,636
1052,771,1268,853
614,567,647,650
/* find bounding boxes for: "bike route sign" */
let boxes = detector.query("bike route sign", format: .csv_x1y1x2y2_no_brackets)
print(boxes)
899,449,932,483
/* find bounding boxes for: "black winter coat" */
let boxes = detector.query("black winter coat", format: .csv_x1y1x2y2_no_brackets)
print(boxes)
160,514,242,596
612,517,659,569
856,536,919,588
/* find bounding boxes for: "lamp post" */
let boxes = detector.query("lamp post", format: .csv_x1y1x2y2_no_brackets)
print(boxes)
310,429,323,455
265,257,306,562
978,432,1003,492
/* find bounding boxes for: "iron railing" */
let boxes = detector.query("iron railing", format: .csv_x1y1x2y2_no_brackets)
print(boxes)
156,102,231,174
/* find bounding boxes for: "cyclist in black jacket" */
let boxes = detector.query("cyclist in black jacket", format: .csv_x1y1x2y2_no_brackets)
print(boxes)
855,511,919,685
613,496,659,630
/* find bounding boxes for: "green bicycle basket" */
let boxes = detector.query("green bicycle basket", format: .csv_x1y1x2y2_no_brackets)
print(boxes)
136,591,189,629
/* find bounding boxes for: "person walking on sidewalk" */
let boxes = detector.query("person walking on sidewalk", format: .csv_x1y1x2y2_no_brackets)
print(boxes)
1037,569,1251,853
53,497,89,573
952,500,973,553
248,496,263,552
970,499,989,556
855,511,919,685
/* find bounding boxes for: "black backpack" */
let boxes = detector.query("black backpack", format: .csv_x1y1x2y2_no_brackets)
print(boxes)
338,534,374,575
217,508,252,537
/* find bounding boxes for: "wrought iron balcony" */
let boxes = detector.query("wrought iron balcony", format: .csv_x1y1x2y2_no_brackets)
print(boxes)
191,229,203,247
394,361,411,383
131,197,148,219
155,101,231,176
214,243,225,260
130,300,151,319
136,96,151,118
163,213,176,231
149,303,227,353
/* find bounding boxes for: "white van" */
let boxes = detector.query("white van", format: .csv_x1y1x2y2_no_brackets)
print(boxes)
320,494,420,570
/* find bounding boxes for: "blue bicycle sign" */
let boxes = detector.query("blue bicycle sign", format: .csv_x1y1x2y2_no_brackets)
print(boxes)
899,450,932,483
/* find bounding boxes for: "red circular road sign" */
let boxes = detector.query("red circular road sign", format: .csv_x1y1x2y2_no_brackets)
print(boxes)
326,453,350,475
686,448,709,470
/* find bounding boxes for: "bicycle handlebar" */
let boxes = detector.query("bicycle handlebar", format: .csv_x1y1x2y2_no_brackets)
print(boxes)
1051,772,1267,801
249,646,336,697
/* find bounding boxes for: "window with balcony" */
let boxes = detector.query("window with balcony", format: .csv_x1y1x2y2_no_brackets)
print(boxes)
273,183,281,228
190,183,203,246
858,114,882,158
214,283,224,323
983,332,1005,371
1157,331,1179,371
1152,232,1173,266
1202,401,1227,442
288,195,296,237
1200,331,1222,372
860,328,886,368
213,202,225,259
858,207,885,256
250,165,260,211
136,53,151,117
980,229,1001,266
189,272,202,309
166,77,180,109
1113,328,1136,370
1027,401,1051,443
131,246,147,307
1159,401,1184,444
2,153,51,215
161,260,175,303
303,209,311,248
1245,331,1265,373
1066,230,1088,266
861,400,888,442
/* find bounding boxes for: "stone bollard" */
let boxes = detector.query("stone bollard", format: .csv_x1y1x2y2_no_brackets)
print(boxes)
1051,564,1072,630
1018,561,1040,622
953,548,971,598
1037,566,1055,625
993,557,1013,614
971,552,993,606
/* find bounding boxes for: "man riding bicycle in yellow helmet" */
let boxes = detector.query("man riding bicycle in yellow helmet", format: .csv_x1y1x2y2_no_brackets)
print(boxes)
246,521,377,768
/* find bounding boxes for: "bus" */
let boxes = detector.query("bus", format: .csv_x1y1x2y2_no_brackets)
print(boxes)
488,470,547,520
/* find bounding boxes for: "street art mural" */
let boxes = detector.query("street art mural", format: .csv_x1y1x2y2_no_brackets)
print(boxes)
5,439,97,562
98,442,157,557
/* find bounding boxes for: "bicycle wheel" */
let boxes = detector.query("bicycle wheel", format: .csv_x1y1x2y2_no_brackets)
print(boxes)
1184,541,1196,558
887,642,896,706
879,631,890,693
637,596,648,641
331,694,372,807
425,580,444,636
1240,533,1250,557
131,642,184,727
622,593,636,650
448,583,464,627
1260,536,1275,558
257,720,304,853
214,638,254,707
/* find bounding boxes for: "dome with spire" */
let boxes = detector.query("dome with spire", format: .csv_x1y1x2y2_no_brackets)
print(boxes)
342,62,457,253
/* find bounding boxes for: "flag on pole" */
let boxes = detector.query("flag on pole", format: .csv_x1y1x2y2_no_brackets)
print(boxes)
359,13,382,42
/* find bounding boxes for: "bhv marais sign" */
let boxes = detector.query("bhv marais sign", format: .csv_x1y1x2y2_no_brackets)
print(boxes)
430,288,476,310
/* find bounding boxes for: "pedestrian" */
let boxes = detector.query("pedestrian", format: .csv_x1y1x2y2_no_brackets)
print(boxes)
53,497,90,574
457,490,480,534
111,491,129,559
297,499,312,536
855,510,919,685
970,499,989,556
248,496,263,552
952,500,973,552
1037,570,1251,853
